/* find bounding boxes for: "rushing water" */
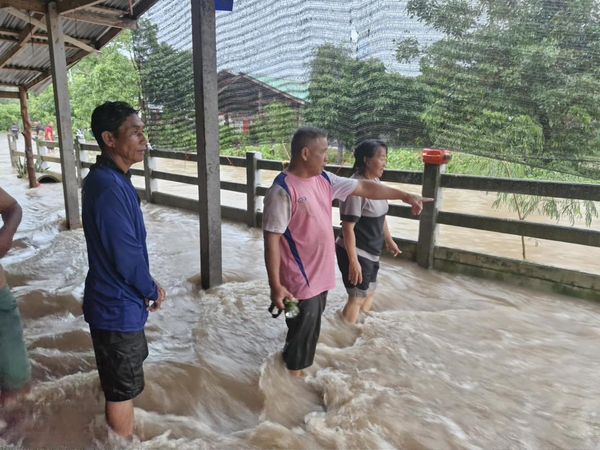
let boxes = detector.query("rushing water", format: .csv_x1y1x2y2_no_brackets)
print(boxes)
2,138,600,449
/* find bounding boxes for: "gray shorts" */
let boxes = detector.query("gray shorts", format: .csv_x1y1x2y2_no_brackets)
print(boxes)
336,245,379,298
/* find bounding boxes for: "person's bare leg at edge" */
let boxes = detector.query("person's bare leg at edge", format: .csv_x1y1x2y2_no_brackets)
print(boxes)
1,385,31,408
106,399,134,438
342,296,365,324
361,293,376,314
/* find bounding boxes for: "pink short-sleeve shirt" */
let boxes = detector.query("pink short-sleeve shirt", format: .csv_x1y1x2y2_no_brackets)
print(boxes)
262,171,358,300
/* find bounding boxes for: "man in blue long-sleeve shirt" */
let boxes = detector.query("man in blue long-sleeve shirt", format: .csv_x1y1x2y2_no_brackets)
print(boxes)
83,101,166,439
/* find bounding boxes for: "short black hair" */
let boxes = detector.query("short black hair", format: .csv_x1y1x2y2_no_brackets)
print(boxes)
290,127,328,159
91,101,138,151
352,139,388,174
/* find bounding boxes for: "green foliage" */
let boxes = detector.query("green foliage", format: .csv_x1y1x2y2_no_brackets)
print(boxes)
0,101,21,131
219,125,246,149
28,32,141,133
132,20,195,151
249,102,297,146
406,0,600,179
395,37,421,63
306,44,428,149
29,86,55,125
69,32,141,131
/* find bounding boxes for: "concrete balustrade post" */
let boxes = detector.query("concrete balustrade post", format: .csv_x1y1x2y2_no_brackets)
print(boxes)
416,149,450,268
143,146,157,203
246,151,261,227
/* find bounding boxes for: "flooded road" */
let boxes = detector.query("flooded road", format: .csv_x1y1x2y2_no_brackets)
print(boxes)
2,138,600,449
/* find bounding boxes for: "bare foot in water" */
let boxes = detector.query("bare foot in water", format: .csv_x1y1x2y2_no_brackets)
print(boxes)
288,369,305,378
1,385,30,408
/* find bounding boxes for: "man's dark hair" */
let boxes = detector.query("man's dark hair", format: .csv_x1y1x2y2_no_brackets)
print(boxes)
290,127,328,159
91,101,138,151
352,139,388,174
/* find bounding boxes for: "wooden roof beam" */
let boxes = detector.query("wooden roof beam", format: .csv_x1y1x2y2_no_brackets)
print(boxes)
6,7,98,54
0,27,93,48
63,9,138,29
57,0,105,14
0,22,37,69
0,0,45,12
0,90,19,99
2,64,42,72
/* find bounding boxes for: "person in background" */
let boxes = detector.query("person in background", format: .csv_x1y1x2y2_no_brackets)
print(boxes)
32,121,42,140
83,101,166,439
43,122,54,142
335,140,401,324
9,124,19,141
262,127,432,377
0,187,30,407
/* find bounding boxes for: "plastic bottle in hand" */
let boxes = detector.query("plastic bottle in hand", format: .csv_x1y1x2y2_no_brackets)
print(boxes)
284,297,300,319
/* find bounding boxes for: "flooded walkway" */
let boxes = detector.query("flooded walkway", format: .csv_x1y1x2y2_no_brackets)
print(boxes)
2,137,600,449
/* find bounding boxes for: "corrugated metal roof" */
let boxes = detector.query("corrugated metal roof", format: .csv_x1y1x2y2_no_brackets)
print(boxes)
0,0,159,94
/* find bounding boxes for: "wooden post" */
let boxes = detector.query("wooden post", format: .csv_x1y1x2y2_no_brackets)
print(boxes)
18,87,38,188
191,0,222,288
246,151,261,227
143,146,157,203
46,1,81,229
416,163,444,268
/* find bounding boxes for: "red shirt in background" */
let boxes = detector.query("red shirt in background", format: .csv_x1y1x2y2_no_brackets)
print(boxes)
44,125,54,141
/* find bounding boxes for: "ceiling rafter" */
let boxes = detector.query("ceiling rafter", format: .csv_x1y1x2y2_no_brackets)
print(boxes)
3,64,42,72
0,27,94,47
6,6,98,54
0,0,161,92
0,0,45,12
63,9,138,29
0,20,37,69
56,0,105,14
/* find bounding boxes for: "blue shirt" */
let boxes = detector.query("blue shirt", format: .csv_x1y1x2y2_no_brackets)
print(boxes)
82,155,158,332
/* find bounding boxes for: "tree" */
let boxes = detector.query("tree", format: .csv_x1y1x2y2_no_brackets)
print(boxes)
405,0,600,178
402,0,600,258
249,102,297,146
68,32,141,132
0,100,21,131
27,31,141,134
132,20,195,151
306,44,427,154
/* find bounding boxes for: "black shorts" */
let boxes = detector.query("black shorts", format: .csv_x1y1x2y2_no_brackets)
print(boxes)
282,291,327,371
336,245,380,297
90,329,148,402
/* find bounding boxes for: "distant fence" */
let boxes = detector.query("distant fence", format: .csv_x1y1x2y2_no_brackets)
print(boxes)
8,134,600,301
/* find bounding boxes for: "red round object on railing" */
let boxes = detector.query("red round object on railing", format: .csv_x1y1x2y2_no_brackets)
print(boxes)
422,148,452,165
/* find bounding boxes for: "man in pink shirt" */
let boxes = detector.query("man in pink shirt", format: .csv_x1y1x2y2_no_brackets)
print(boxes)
263,127,431,377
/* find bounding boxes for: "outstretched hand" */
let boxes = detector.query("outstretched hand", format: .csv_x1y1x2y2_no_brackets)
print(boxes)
404,193,434,216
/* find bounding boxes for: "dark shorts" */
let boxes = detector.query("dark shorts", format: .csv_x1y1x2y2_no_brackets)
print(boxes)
282,291,327,371
336,245,380,297
90,328,148,402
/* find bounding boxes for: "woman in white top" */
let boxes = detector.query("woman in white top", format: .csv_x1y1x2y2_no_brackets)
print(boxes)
335,140,401,324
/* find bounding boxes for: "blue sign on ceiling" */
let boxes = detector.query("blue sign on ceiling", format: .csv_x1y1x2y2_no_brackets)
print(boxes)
215,0,233,11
